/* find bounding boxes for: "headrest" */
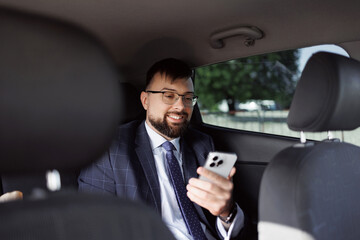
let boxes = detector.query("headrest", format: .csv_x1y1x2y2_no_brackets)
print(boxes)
287,52,360,132
120,82,145,123
0,8,124,173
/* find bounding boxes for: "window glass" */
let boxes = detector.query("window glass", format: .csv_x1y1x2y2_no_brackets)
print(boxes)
195,45,360,145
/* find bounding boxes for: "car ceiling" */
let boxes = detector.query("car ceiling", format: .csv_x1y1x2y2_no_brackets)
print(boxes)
1,0,360,87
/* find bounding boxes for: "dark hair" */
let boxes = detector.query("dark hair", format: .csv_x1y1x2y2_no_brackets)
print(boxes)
146,58,193,88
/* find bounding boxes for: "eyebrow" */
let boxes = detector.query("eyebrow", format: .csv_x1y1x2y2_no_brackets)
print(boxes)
161,88,194,94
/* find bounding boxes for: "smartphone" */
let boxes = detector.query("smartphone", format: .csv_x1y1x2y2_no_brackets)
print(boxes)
199,151,237,182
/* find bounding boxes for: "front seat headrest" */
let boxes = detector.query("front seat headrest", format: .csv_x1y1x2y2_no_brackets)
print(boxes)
0,8,124,173
287,52,360,132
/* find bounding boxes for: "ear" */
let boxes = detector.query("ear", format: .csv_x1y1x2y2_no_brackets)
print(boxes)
140,91,149,110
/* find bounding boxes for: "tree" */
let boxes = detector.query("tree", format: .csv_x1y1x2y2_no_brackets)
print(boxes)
195,50,300,112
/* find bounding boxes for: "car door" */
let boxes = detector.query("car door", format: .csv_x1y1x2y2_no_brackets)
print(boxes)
191,105,297,239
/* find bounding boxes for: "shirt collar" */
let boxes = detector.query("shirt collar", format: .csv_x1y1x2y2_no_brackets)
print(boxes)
144,121,181,152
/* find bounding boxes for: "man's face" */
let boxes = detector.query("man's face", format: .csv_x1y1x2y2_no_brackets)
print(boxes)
140,72,194,140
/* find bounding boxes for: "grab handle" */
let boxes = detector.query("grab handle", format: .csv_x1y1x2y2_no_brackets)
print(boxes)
210,26,264,49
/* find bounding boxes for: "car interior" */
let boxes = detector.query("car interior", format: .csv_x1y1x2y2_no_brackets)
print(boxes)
1,0,360,239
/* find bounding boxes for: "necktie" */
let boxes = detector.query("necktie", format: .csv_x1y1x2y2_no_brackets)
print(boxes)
162,141,207,240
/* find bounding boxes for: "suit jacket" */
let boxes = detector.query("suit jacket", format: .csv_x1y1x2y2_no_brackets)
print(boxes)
79,120,235,240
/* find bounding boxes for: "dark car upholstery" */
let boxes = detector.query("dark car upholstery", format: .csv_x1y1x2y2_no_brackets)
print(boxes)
0,7,174,240
258,52,360,240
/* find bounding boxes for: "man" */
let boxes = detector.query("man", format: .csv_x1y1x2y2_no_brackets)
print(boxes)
78,58,244,240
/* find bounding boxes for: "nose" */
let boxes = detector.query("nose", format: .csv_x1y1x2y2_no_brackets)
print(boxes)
171,95,186,110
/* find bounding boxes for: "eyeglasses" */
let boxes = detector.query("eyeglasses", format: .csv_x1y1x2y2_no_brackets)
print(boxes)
146,90,198,107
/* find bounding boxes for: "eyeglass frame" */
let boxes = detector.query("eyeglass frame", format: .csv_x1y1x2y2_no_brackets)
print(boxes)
145,90,198,107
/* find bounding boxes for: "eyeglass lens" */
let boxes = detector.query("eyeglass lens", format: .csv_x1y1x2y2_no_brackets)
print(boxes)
163,92,196,106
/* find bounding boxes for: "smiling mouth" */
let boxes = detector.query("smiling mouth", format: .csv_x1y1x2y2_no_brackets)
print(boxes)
168,114,183,120
167,112,188,121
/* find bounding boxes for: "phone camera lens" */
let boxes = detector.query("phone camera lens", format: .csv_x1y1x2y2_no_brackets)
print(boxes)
212,156,218,161
210,162,216,167
217,160,223,166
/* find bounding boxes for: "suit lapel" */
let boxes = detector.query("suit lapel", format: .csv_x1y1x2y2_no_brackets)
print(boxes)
181,138,213,230
134,122,162,214
133,123,215,234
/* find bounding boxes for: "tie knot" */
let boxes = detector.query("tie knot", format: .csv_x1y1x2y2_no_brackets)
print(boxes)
162,141,175,152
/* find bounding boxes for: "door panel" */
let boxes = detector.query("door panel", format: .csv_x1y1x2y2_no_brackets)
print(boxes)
192,120,299,239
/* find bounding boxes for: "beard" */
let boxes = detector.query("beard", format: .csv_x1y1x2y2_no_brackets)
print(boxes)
148,111,189,139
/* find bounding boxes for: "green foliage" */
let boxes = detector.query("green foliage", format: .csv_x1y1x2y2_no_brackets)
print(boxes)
195,50,300,111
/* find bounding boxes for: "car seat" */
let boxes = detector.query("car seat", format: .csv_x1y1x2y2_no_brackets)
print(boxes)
0,7,174,240
0,81,144,196
258,52,360,240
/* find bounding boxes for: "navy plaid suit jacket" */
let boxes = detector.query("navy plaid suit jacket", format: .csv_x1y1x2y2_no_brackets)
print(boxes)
78,120,225,239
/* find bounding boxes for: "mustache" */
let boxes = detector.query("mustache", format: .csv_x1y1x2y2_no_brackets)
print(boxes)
166,111,188,118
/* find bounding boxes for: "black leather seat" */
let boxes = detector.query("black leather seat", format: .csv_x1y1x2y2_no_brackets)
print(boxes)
0,7,174,240
258,52,360,240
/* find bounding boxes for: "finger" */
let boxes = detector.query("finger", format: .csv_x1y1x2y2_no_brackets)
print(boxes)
197,167,233,190
228,167,236,180
188,177,228,195
187,179,233,209
0,191,23,203
187,177,234,217
187,190,208,209
197,167,226,183
187,188,231,216
187,181,226,201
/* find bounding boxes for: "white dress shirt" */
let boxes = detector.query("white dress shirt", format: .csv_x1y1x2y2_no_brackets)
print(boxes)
144,122,244,240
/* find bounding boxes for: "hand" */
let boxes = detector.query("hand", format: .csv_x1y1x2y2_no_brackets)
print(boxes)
0,191,23,203
186,166,236,218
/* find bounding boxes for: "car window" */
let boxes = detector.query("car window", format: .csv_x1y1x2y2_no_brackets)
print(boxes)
195,45,360,146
